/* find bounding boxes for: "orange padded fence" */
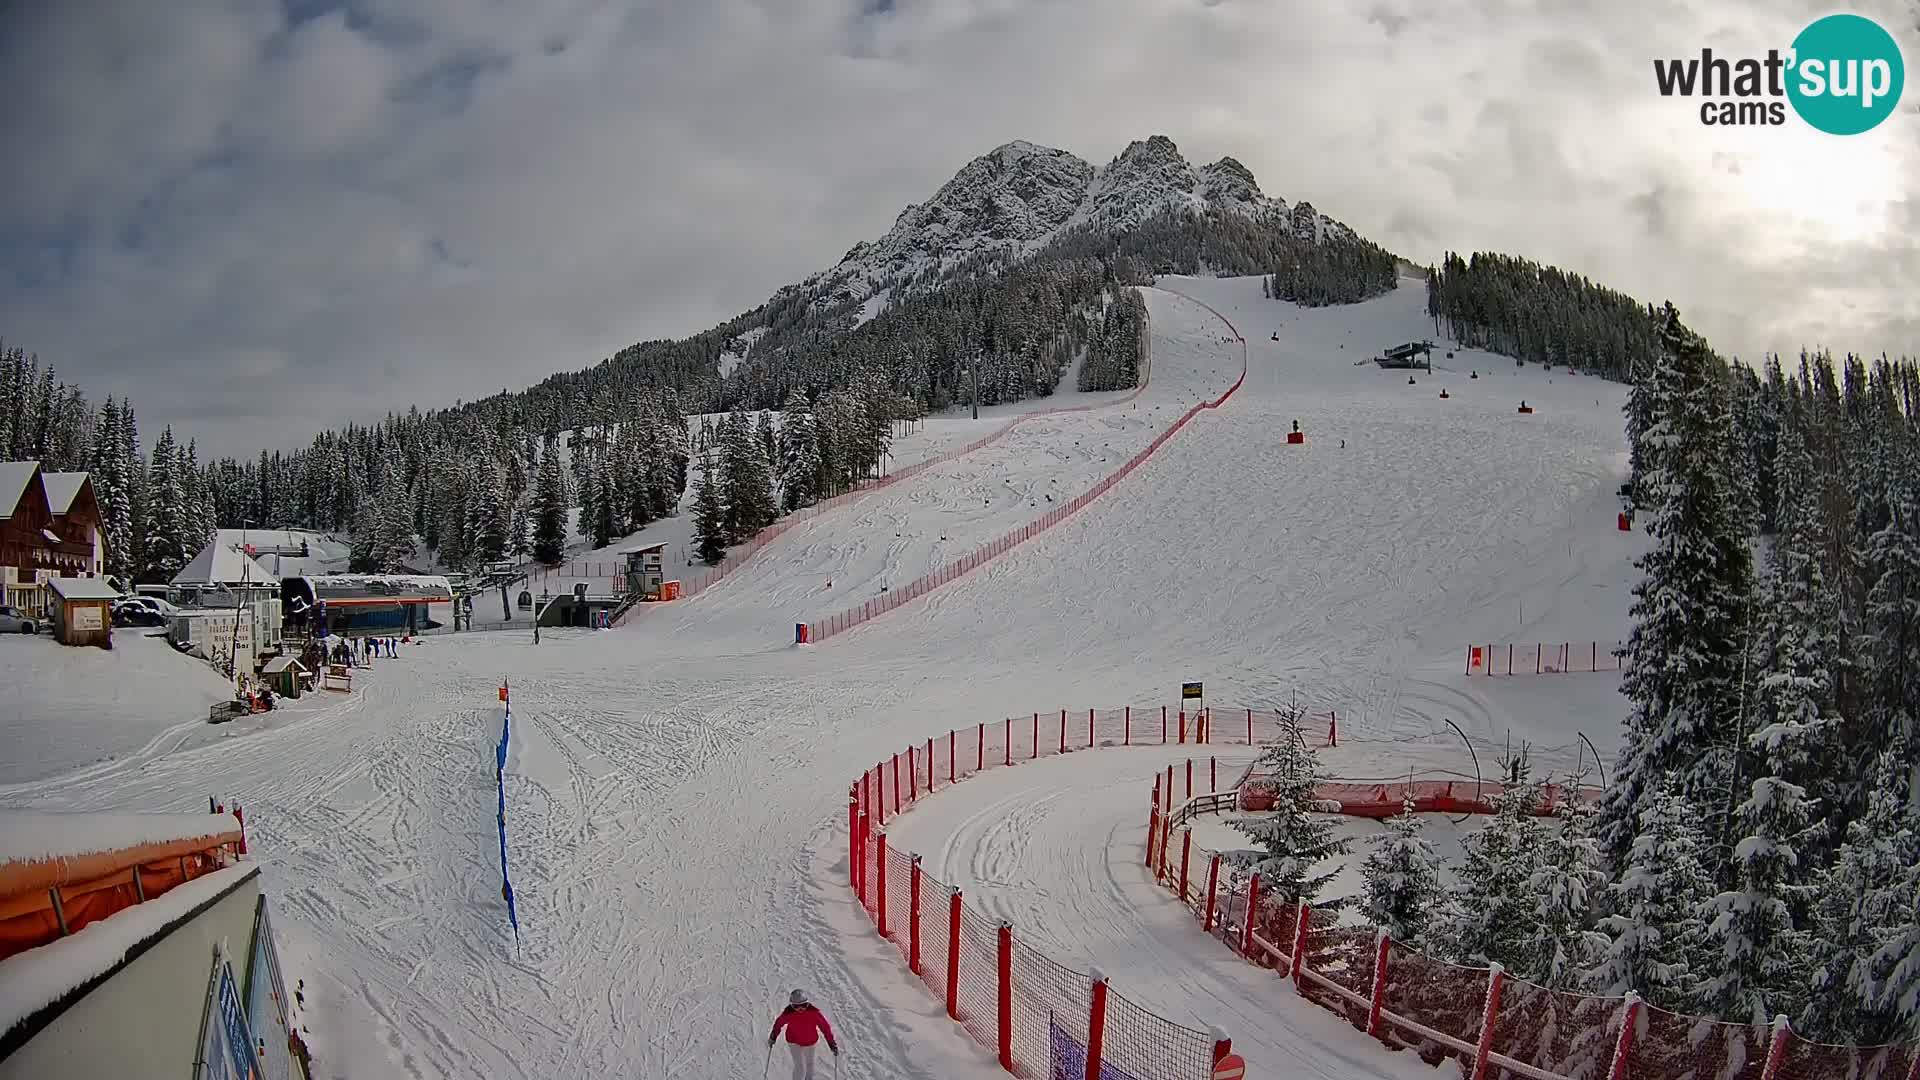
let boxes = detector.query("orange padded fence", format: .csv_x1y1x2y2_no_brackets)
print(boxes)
808,295,1248,643
0,816,246,963
1149,786,1920,1080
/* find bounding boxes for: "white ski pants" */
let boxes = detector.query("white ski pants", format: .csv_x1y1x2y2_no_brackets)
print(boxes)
788,1041,817,1079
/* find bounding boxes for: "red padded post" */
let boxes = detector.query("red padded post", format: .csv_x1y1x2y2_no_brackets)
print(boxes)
1290,900,1311,987
1240,873,1261,957
1759,1015,1791,1080
1178,829,1192,901
1178,709,1187,744
946,887,962,1020
1366,928,1391,1038
926,737,935,791
876,832,890,937
1606,994,1641,1080
1470,965,1506,1080
909,745,918,800
1203,853,1222,931
909,855,923,974
1085,974,1109,1080
997,922,1014,1071
892,753,901,813
849,794,861,900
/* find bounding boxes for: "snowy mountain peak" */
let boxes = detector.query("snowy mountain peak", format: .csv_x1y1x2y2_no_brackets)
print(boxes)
795,135,1347,314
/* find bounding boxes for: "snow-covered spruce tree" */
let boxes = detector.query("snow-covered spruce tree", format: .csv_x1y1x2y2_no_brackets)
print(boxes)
690,453,727,565
1803,750,1915,1043
1598,304,1757,872
582,447,616,551
1231,707,1350,908
1587,781,1713,1011
141,427,192,583
1697,717,1819,1027
1522,778,1609,989
777,390,822,513
1357,792,1444,944
370,449,415,573
720,411,779,543
530,435,568,565
1441,752,1545,970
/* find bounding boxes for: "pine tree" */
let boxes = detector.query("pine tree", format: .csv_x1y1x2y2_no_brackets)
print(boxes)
1523,782,1609,989
141,427,191,583
1231,707,1350,907
1804,751,1915,1043
1587,783,1713,1011
531,435,567,565
777,390,822,512
719,412,778,542
1698,722,1818,1026
1357,793,1444,944
371,449,415,572
1441,753,1545,969
691,452,727,565
1599,305,1757,870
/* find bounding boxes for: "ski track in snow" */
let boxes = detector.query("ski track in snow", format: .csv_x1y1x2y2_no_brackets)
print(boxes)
0,277,1644,1079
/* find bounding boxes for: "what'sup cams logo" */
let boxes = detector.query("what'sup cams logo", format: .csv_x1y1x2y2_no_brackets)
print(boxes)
1654,13,1905,134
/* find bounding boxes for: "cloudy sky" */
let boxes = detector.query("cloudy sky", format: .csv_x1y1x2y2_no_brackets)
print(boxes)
3,0,1916,458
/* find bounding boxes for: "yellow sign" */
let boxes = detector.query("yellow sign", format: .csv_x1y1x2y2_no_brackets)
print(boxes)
1181,682,1203,699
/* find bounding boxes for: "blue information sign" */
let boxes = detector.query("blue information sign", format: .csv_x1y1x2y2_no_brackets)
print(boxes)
216,956,257,1079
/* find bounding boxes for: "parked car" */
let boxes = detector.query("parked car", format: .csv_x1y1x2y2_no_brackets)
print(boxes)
0,606,39,634
119,595,178,619
113,601,168,627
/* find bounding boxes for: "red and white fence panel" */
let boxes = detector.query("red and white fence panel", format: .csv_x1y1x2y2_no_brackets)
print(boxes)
1467,641,1627,677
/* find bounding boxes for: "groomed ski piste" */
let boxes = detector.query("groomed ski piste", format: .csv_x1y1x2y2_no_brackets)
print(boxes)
0,275,1646,1079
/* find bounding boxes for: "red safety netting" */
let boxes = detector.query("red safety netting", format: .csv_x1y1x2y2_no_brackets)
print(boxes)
1377,942,1488,1068
1100,983,1218,1080
956,906,1002,1053
1623,1001,1769,1080
1769,1032,1920,1080
1010,941,1091,1077
1298,924,1376,1029
805,337,1247,642
912,871,951,1006
1487,975,1622,1080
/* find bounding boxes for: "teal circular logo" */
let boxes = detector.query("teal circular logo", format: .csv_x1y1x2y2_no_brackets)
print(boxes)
1787,14,1905,134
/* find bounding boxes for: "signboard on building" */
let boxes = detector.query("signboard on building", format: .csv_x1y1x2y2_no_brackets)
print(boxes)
73,606,103,631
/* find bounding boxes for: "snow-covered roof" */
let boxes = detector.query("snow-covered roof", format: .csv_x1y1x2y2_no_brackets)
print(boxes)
39,472,89,515
261,656,305,674
172,540,280,588
0,864,256,1040
0,461,38,518
47,577,120,601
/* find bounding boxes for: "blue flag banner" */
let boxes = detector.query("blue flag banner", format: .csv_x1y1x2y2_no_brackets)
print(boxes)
496,692,519,941
1048,1016,1143,1080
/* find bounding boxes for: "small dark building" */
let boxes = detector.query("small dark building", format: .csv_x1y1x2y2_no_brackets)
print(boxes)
47,576,118,649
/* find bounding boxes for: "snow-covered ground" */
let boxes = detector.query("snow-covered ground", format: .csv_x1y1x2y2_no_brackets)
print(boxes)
0,276,1645,1079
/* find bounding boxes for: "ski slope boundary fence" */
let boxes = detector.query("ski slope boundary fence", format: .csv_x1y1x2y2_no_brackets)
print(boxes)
1149,790,1920,1080
1466,641,1627,677
849,705,1288,1079
806,292,1246,642
608,299,1161,625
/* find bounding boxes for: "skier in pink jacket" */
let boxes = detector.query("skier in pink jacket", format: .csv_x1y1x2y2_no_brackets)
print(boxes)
768,989,838,1079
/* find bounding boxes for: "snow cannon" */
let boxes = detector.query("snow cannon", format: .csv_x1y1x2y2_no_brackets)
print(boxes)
1470,370,1479,379
1407,375,1417,385
1286,419,1305,445
795,623,811,644
1517,401,1534,414
1439,389,1450,399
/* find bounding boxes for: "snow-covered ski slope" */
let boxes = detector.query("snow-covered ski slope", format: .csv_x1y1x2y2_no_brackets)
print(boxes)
0,276,1646,1079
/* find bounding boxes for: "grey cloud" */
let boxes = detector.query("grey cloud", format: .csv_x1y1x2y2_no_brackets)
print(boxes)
1,0,1916,458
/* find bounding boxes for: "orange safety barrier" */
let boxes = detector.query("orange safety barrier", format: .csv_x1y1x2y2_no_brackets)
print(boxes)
1152,786,1920,1080
0,820,245,963
1466,640,1627,676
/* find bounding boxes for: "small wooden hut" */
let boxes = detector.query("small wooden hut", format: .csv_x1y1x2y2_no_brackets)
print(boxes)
46,576,118,649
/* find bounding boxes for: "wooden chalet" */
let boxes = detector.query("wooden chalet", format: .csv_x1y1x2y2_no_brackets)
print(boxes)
0,462,108,617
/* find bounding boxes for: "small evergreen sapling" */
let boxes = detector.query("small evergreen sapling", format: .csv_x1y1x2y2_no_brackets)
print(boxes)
1231,707,1349,908
1357,792,1444,945
1586,782,1712,1012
